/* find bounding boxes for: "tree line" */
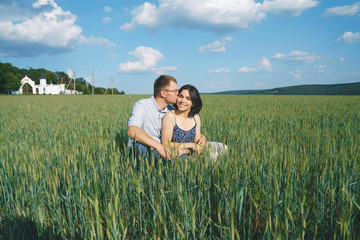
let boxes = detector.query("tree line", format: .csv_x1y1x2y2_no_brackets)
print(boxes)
0,62,125,95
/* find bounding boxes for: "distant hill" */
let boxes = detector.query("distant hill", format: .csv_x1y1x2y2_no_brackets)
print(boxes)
211,82,360,95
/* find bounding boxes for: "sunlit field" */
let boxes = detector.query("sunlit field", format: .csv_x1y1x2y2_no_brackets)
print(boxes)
1,95,359,239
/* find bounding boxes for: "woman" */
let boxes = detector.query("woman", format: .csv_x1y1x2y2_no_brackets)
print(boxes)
161,84,205,157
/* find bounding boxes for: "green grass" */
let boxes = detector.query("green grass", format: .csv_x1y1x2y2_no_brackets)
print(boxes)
0,95,359,239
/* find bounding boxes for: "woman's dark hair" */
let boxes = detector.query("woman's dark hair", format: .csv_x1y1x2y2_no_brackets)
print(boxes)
174,84,202,117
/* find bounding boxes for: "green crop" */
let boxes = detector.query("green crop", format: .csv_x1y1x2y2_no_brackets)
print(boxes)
0,95,359,239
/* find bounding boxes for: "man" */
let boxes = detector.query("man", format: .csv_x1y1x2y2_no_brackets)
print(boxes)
127,75,205,162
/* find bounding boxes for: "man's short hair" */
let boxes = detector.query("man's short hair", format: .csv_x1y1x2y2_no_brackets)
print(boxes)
154,75,177,97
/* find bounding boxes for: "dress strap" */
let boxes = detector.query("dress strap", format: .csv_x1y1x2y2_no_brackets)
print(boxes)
171,110,177,125
193,116,197,126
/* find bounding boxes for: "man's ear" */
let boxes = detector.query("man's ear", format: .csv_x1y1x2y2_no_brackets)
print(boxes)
159,90,166,98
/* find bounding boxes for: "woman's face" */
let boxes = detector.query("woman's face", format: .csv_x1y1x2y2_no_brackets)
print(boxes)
176,89,193,112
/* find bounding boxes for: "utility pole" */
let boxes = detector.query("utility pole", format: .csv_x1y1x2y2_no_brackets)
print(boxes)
104,78,113,95
92,70,94,95
73,72,76,95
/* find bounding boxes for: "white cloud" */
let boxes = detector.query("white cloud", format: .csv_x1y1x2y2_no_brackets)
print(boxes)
290,71,302,80
104,6,112,13
123,2,161,32
0,0,114,57
120,22,137,31
199,37,233,53
79,35,115,47
209,68,231,74
237,66,258,73
314,64,328,72
335,32,360,44
322,2,360,17
121,0,318,34
118,46,163,73
0,1,80,48
103,17,111,24
259,57,274,72
109,54,118,58
33,0,57,8
0,1,32,21
339,57,346,61
153,66,178,75
238,57,274,73
208,80,231,89
272,51,322,64
118,46,176,74
262,0,320,17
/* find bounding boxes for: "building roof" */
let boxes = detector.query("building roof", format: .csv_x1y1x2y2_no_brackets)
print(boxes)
40,72,46,80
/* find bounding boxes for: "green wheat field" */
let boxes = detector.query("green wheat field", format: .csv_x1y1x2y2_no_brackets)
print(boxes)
1,95,359,239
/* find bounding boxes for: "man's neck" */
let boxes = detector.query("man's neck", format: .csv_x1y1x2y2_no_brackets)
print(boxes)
154,96,168,110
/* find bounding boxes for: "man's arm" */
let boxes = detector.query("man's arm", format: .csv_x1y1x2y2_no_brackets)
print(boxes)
127,125,171,160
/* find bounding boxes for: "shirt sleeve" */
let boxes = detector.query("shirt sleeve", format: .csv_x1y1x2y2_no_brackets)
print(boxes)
128,100,146,128
167,104,175,111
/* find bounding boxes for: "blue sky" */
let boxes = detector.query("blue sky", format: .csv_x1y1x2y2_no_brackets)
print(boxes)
1,0,359,94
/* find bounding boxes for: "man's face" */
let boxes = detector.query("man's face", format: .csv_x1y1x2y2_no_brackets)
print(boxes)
163,81,178,104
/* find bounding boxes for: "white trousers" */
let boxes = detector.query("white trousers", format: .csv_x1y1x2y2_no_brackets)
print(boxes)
206,141,228,162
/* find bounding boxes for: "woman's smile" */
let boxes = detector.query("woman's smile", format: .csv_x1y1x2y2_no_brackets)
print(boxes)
177,89,192,111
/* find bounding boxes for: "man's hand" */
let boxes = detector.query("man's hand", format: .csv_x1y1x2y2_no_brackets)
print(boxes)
197,134,207,147
155,143,172,161
128,126,171,160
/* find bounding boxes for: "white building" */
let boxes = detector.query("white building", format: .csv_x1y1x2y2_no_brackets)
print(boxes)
13,73,81,95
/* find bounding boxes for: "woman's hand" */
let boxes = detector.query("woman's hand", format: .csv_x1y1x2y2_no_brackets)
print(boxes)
180,148,190,155
178,143,203,156
191,143,203,155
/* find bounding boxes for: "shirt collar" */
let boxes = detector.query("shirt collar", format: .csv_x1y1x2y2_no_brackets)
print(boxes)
151,96,162,112
151,96,173,113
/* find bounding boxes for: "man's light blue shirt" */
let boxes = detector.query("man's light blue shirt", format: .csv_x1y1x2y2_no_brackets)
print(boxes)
127,96,174,149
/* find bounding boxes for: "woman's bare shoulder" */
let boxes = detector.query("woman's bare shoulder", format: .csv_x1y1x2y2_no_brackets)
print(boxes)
163,110,176,121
